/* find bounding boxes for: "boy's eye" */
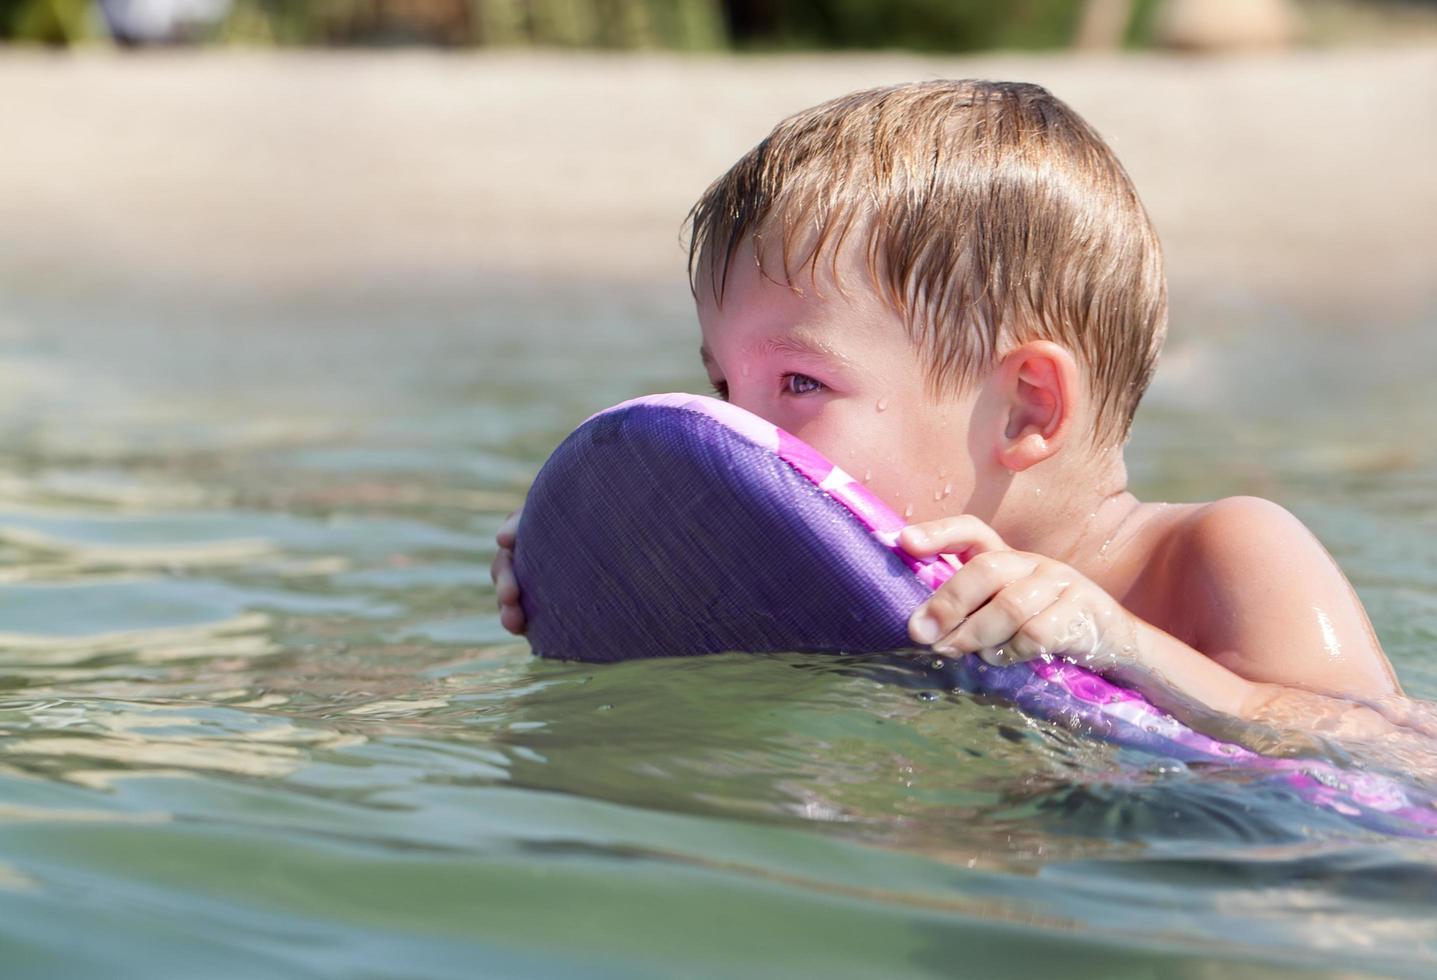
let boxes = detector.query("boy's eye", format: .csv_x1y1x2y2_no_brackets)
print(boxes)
783,373,825,396
709,379,730,401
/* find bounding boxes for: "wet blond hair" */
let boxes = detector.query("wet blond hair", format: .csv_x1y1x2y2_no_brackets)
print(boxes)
686,80,1167,444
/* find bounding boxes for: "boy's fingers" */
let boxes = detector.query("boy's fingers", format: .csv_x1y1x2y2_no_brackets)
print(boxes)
499,604,527,635
1006,592,1092,666
491,548,522,605
908,551,1037,645
494,508,527,635
937,577,1068,656
496,508,523,549
899,514,1006,559
495,570,520,607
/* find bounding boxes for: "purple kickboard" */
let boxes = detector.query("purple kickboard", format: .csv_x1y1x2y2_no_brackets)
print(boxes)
513,393,1437,839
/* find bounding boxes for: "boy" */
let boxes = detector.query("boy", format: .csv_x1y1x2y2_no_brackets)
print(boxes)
493,80,1414,742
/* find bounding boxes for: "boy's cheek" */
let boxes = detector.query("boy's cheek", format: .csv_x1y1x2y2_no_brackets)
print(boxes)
786,406,973,523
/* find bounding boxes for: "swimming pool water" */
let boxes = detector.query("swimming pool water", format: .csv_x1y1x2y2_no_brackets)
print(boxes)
0,278,1434,978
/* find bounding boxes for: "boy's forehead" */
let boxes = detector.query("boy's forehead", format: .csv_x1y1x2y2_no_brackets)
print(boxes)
697,261,908,378
696,226,879,309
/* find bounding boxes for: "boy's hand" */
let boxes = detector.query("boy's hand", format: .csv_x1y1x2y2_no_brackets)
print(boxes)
899,515,1138,672
490,508,526,635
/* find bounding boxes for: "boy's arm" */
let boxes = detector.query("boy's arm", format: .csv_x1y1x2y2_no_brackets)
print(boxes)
1116,613,1400,742
901,506,1406,740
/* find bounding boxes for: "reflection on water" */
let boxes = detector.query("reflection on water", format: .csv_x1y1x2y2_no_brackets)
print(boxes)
0,279,1435,977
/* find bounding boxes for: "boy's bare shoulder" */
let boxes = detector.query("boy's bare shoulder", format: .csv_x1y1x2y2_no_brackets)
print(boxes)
1159,495,1336,610
1170,495,1315,565
1153,496,1398,696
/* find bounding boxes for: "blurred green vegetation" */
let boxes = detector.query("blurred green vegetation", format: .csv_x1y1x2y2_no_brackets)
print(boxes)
220,0,730,49
727,0,1097,52
1,0,90,43
0,0,1157,49
1,0,1433,50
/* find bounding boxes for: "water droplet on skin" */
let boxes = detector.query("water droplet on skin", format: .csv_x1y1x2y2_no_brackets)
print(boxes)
943,483,952,497
1034,488,1043,497
903,503,914,519
933,489,942,501
863,467,873,482
876,398,889,412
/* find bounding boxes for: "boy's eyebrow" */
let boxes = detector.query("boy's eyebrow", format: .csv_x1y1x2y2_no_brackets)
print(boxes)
758,335,850,364
699,337,851,371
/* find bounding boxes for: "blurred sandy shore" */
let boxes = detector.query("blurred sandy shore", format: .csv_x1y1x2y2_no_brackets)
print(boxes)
2,46,1434,311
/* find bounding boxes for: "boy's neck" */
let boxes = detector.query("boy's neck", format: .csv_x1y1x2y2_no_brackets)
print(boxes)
984,450,1149,582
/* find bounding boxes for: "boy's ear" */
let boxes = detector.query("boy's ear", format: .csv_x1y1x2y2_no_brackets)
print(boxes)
995,341,1080,472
